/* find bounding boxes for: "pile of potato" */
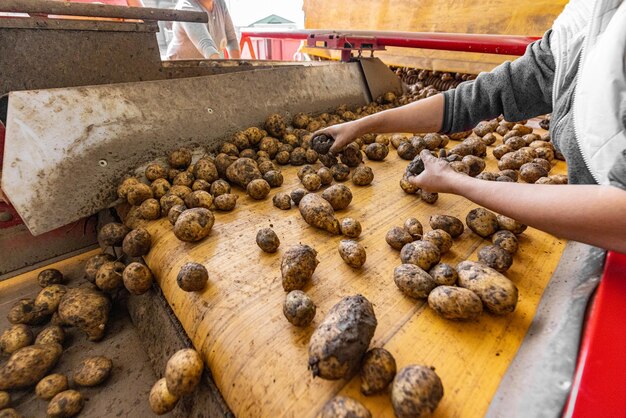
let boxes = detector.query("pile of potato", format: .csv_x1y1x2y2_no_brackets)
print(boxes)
1,268,114,417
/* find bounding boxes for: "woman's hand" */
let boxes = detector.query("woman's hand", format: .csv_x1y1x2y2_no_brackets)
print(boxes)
408,150,465,194
314,120,362,154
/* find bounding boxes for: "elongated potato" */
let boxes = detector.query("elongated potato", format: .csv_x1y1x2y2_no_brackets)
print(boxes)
35,325,65,346
478,245,513,272
392,365,444,418
299,194,341,235
318,396,372,418
429,215,464,238
386,227,414,250
47,390,84,418
38,269,64,287
149,378,179,415
73,356,112,387
0,343,63,390
308,295,377,380
466,208,499,238
394,264,437,299
428,286,483,320
0,324,33,355
36,374,68,400
174,208,214,242
338,240,366,268
456,261,518,315
281,245,319,291
7,298,47,325
360,348,397,395
58,287,111,341
400,241,441,271
496,214,528,234
165,349,203,396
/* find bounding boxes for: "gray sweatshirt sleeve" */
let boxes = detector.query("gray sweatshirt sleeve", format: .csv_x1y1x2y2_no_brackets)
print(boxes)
441,30,555,133
222,6,239,52
179,21,219,58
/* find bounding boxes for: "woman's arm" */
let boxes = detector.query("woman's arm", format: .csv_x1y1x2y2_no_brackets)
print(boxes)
179,21,220,59
223,4,240,59
409,150,626,253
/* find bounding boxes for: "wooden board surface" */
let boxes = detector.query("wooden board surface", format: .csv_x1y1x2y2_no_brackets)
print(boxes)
134,128,567,417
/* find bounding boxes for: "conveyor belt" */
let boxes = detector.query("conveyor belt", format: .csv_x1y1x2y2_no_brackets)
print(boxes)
127,127,568,417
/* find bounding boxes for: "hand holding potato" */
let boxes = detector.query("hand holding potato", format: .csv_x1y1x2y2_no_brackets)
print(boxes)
313,120,362,154
408,150,463,193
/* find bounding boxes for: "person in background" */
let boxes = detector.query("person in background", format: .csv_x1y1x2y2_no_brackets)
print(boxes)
317,0,626,254
166,0,240,60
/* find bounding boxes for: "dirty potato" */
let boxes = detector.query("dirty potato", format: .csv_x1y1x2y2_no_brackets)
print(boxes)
400,241,441,271
214,194,238,211
36,374,68,400
127,183,154,206
319,396,372,418
308,295,377,380
176,262,208,292
174,208,214,242
138,198,161,220
263,170,284,188
457,261,518,315
160,194,184,216
0,325,33,355
386,227,414,250
352,166,374,186
519,162,548,183
209,179,231,197
256,228,280,253
403,218,423,239
340,218,362,238
428,264,458,286
420,190,439,204
246,179,271,200
478,245,513,273
391,365,444,418
340,143,364,167
95,261,125,292
400,175,419,194
165,349,203,396
0,343,63,390
281,245,319,291
321,184,353,211
462,155,486,177
34,285,67,315
283,290,316,327
58,287,111,341
149,378,179,415
151,178,171,199
193,158,219,183
168,148,192,169
331,163,351,182
37,269,64,287
47,390,84,418
466,208,499,238
35,326,65,346
422,230,453,254
192,179,210,192
338,240,366,268
73,356,112,387
117,176,139,200
492,230,519,254
299,194,341,234
265,114,287,138
302,174,322,192
393,264,437,299
7,298,47,325
122,228,151,257
429,215,464,238
184,190,213,209
225,158,262,188
289,189,308,206
123,262,153,295
365,143,389,161
168,205,186,226
273,192,292,210
428,286,483,320
496,214,527,234
311,133,334,155
360,347,397,396
98,222,129,247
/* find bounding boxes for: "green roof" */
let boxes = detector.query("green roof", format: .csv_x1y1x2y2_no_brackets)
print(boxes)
249,14,294,26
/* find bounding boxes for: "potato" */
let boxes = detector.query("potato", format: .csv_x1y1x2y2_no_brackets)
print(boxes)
496,175,514,182
428,286,483,320
0,325,33,355
127,183,153,206
473,120,495,137
164,205,184,226
290,148,308,166
0,343,63,390
478,245,513,272
207,179,229,197
340,218,362,238
397,142,418,160
34,284,67,315
121,228,151,258
340,143,363,168
498,169,518,181
392,365,444,418
7,298,47,325
504,136,526,150
338,240,366,268
308,295,377,380
386,227,414,250
265,114,286,137
492,144,513,159
149,377,179,415
319,396,372,418
429,214,464,238
302,174,322,192
122,262,153,295
35,374,68,400
420,190,439,204
184,190,213,210
98,222,129,247
47,389,84,418
321,184,353,211
281,245,319,291
352,166,374,186
95,261,125,292
394,264,437,299
299,194,341,235
0,392,9,410
242,178,270,200
293,113,310,129
275,150,290,165
168,147,192,168
491,230,519,254
117,176,139,200
168,169,182,182
168,185,192,200
273,192,292,210
258,160,276,175
403,218,423,239
173,171,195,187
214,194,238,211
192,158,219,183
259,171,281,190
58,287,110,341
331,163,350,182
151,178,171,199
137,198,161,220
297,165,317,181
224,158,261,188
496,214,527,234
422,229,453,254
73,356,112,387
283,290,316,327
428,263,458,286
519,162,548,183
165,348,203,397
461,155,486,177
400,175,419,194
35,326,65,346
192,179,210,192
360,348,397,395
38,269,63,287
174,208,214,242
176,262,208,292
457,261,518,314
256,228,280,253
449,161,470,175
160,194,184,216
0,409,21,418
481,132,497,146
476,172,498,181
466,208,499,238
400,241,441,271
365,143,389,161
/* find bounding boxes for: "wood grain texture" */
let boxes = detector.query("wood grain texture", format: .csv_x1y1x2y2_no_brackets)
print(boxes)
134,126,567,417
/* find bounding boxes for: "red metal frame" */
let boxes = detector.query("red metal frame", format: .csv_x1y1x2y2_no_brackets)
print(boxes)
0,121,24,228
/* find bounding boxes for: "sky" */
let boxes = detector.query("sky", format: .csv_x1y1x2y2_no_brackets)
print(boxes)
225,0,305,28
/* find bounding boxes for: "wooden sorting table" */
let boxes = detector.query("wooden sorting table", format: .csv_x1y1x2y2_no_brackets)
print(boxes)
131,129,567,417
